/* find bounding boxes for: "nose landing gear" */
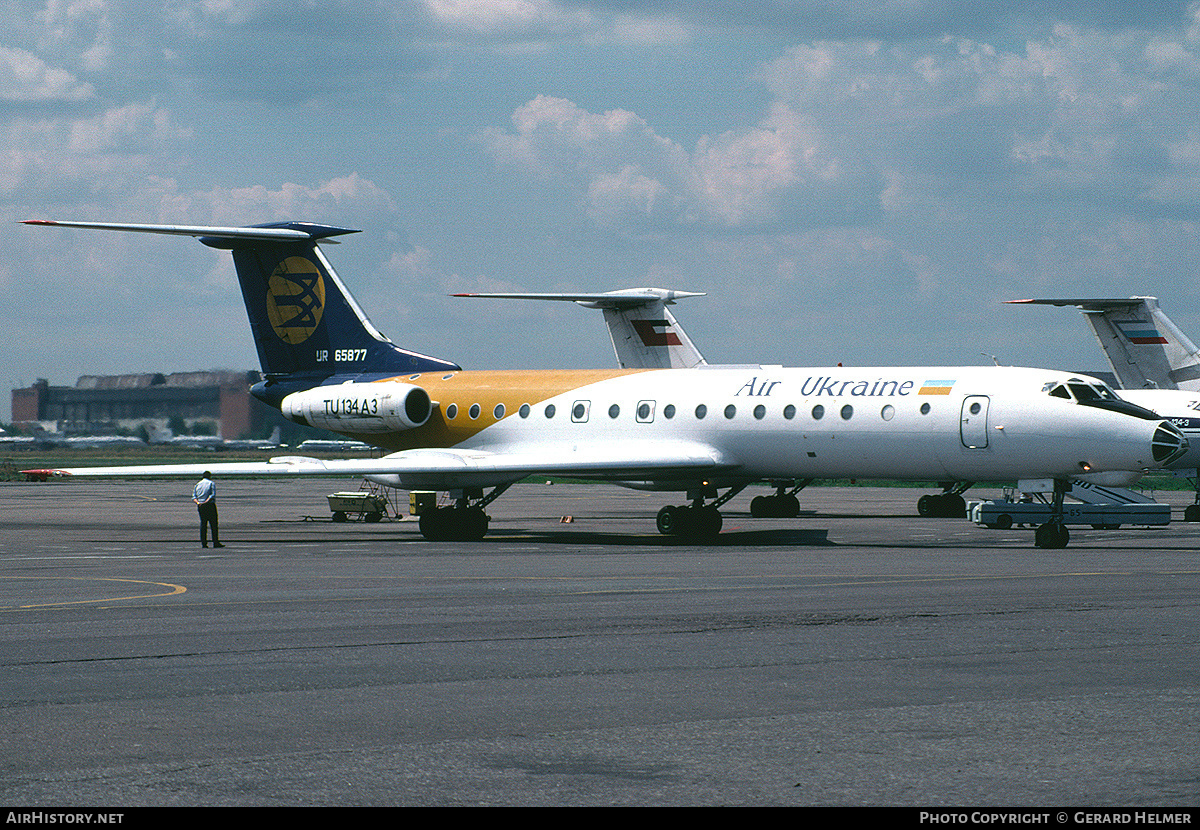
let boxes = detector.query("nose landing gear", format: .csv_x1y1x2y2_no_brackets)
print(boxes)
1034,479,1070,549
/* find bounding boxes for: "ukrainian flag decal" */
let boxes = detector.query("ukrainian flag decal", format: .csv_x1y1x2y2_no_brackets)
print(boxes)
918,379,956,395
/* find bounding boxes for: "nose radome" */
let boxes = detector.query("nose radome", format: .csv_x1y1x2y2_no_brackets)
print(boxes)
1152,422,1188,466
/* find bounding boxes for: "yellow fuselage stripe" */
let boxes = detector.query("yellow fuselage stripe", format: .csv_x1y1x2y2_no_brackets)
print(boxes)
361,369,647,451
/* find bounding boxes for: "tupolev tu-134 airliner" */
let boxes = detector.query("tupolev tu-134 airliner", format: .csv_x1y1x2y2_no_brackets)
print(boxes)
21,220,1189,548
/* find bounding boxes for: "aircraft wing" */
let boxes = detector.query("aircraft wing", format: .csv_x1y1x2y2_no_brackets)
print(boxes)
23,439,737,490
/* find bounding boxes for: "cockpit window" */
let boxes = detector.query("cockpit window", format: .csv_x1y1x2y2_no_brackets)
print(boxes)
1046,380,1121,402
1044,378,1161,420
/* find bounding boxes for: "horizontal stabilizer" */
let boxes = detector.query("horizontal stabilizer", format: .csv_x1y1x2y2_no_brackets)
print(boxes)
23,219,359,243
1006,297,1150,311
454,288,705,308
456,288,707,369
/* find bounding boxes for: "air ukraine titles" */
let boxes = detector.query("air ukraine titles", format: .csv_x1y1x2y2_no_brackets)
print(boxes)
735,375,945,398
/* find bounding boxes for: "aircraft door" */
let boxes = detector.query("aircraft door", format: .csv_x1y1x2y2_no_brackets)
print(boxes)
960,395,989,449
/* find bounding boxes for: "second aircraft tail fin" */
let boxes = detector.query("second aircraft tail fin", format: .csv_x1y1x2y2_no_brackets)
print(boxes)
454,288,708,369
1008,296,1200,390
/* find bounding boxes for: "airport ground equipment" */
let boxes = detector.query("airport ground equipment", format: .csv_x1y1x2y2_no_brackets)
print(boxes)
970,479,1169,535
327,491,389,522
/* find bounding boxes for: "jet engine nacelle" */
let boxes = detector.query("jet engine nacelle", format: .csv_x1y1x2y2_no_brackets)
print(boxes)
281,381,432,434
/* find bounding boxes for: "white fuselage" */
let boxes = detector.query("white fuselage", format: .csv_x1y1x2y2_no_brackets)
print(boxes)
363,365,1178,490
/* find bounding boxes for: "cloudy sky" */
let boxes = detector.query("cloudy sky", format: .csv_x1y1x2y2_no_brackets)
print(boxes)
5,1,1200,421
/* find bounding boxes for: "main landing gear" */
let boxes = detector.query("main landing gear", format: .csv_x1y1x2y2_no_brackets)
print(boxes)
418,484,510,542
1033,478,1070,549
917,482,974,518
656,483,748,541
750,479,812,518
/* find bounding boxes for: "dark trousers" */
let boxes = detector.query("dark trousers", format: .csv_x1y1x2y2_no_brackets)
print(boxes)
198,501,219,546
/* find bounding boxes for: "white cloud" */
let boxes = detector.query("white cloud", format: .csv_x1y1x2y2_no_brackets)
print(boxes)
481,95,839,227
176,174,399,227
422,0,593,37
0,46,93,101
0,101,189,195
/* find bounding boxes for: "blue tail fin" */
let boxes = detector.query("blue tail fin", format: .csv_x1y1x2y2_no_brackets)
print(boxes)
23,219,461,383
201,222,459,378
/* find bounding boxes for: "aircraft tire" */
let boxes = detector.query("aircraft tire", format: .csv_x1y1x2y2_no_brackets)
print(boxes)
1185,504,1200,522
696,505,722,538
419,507,489,542
1035,522,1069,549
419,510,446,541
751,494,802,519
656,505,681,535
919,493,967,518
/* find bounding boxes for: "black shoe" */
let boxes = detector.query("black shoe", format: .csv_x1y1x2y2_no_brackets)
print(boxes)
213,543,225,548
202,543,208,548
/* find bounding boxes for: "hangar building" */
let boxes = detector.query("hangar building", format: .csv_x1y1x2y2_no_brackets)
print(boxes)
11,371,273,439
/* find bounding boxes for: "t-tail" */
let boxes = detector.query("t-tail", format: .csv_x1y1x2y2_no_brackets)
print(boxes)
453,287,708,369
1008,296,1200,391
23,220,461,404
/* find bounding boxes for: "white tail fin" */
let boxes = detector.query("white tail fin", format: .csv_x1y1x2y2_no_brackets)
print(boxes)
1008,297,1200,390
454,288,707,369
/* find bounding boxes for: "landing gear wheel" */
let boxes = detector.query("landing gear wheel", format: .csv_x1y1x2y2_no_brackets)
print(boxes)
1035,522,1070,549
1185,504,1200,522
657,504,721,541
656,505,681,535
752,493,801,518
918,493,967,518
419,506,489,541
696,505,723,538
944,494,967,518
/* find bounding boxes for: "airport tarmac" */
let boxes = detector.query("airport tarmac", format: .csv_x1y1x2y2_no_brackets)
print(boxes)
2,477,1199,807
